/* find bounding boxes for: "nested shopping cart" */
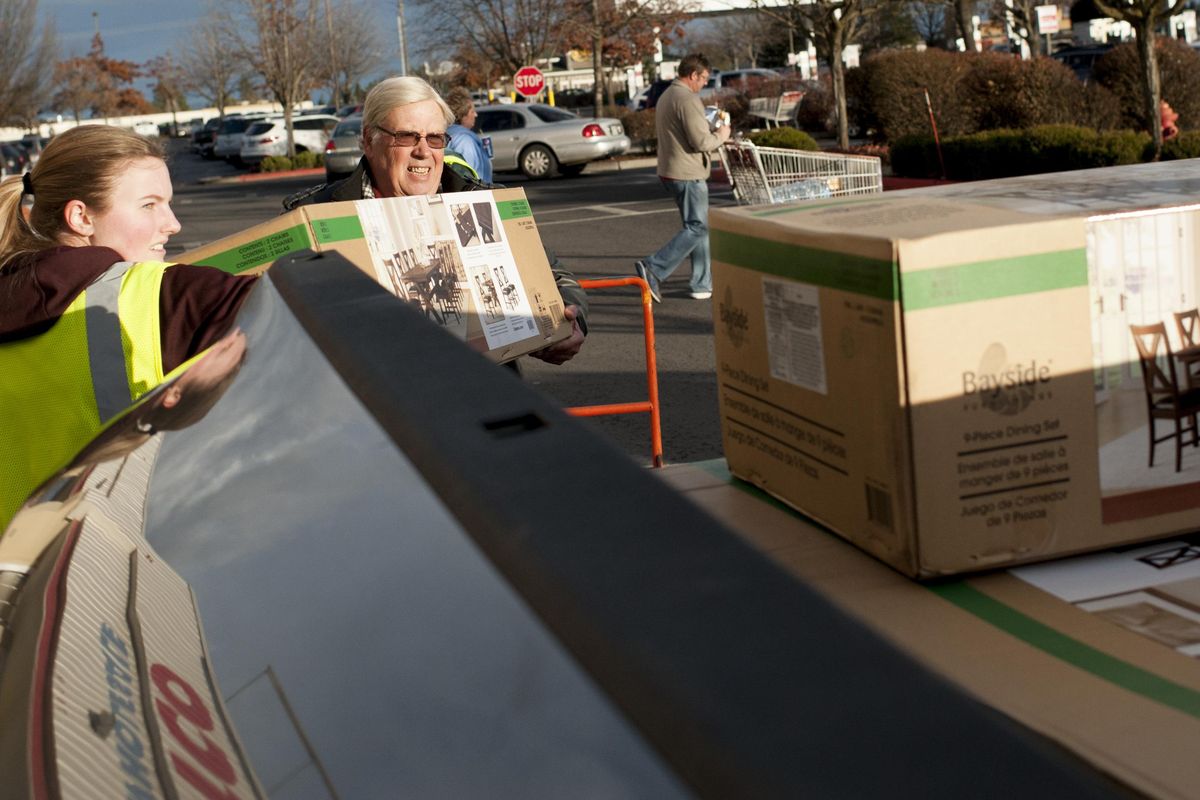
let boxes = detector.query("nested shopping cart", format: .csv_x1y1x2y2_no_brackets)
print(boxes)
718,140,883,206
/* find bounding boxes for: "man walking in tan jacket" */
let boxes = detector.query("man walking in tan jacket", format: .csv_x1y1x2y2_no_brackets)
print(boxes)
635,52,730,301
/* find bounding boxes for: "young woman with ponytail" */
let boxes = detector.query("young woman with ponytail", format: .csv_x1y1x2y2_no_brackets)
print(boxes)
0,125,257,531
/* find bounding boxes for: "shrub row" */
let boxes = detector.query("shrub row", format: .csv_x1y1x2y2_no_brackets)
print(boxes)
1092,37,1200,131
835,38,1200,144
747,127,818,150
260,151,324,172
890,125,1151,180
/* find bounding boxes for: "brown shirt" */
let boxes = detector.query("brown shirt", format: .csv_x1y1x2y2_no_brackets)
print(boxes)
0,246,256,372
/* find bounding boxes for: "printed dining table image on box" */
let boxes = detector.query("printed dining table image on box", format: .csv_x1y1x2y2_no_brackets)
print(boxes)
179,188,569,363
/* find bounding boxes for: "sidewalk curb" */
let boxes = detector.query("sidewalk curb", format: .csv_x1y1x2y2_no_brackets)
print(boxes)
198,167,325,186
196,157,658,186
586,156,656,173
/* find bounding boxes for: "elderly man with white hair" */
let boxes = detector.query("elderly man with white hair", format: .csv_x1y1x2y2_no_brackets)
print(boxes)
285,76,587,365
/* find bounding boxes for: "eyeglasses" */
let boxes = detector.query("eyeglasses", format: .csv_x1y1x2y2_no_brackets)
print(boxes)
374,125,448,149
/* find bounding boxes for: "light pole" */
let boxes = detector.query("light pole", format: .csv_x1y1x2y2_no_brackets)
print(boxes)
397,0,410,75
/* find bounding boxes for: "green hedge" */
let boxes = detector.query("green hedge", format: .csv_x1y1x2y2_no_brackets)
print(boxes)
748,127,818,150
847,50,1119,143
259,151,325,172
619,108,656,151
1161,131,1200,161
890,125,1150,180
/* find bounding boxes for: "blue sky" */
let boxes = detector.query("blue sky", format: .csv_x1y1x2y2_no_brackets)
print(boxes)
41,1,410,102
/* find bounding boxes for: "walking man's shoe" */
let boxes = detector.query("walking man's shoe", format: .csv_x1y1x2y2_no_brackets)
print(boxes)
635,260,661,303
689,290,712,300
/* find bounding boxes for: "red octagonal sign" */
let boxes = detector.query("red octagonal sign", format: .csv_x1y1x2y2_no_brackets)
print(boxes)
514,66,545,98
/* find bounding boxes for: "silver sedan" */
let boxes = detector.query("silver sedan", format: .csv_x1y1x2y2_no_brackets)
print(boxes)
475,103,631,179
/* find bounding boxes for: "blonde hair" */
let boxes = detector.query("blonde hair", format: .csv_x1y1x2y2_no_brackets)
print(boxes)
0,125,165,271
362,77,454,146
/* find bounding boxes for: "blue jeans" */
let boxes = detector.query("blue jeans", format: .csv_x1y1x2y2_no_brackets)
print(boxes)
644,178,710,293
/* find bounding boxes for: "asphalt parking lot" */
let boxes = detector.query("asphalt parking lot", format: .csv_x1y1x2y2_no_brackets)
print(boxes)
165,139,737,466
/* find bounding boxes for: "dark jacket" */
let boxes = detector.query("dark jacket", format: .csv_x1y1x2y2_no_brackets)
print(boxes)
0,246,255,372
283,158,588,333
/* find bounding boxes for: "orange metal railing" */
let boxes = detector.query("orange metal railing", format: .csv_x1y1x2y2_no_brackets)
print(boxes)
566,277,663,468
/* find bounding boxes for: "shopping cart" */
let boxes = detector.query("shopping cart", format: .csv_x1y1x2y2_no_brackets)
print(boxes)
718,140,883,206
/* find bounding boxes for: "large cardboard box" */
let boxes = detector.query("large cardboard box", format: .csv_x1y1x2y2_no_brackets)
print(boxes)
663,460,1200,800
711,190,1200,578
179,189,572,363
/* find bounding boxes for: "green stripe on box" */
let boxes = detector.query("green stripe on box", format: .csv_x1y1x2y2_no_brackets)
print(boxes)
497,199,531,220
311,215,363,244
931,582,1200,719
191,224,313,275
901,249,1087,311
697,455,1200,719
711,229,897,300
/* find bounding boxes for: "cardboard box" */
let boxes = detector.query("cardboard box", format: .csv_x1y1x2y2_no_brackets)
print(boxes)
179,189,572,363
662,460,1200,800
711,190,1200,578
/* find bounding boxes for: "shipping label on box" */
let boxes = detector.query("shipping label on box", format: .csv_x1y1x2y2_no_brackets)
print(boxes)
179,189,570,363
711,196,1136,577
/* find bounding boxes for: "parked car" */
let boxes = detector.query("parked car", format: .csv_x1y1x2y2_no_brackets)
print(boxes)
213,114,274,162
700,68,782,102
0,142,29,175
240,114,340,167
628,79,673,111
132,120,159,137
1050,45,1113,82
17,135,46,167
336,103,363,119
324,115,363,181
475,103,630,179
193,117,223,158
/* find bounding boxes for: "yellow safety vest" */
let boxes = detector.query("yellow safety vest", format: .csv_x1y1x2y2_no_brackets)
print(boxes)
0,260,173,531
445,152,479,180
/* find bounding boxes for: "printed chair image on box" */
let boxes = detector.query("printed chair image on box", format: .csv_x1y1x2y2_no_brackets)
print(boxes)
1131,322,1200,471
1173,308,1200,387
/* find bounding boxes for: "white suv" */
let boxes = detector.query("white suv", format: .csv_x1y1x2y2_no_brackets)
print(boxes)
240,115,339,166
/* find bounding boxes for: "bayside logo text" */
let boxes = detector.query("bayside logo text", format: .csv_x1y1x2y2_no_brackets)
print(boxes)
962,360,1051,416
720,287,748,348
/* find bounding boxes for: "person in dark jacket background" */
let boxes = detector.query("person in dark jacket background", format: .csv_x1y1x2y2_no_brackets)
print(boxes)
284,76,587,366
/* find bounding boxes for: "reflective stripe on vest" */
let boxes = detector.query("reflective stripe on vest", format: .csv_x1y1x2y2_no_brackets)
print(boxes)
445,153,479,180
85,260,135,421
1,260,172,533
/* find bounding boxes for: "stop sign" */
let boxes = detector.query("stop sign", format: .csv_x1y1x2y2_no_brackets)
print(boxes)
514,66,545,98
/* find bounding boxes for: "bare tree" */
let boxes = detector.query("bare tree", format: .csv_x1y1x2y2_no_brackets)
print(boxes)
53,33,143,123
564,0,692,116
419,0,575,83
703,11,781,69
950,0,980,51
181,12,241,119
315,0,385,106
1092,0,1186,157
0,0,57,128
989,0,1041,55
52,59,92,122
233,0,321,156
758,0,892,148
146,55,187,135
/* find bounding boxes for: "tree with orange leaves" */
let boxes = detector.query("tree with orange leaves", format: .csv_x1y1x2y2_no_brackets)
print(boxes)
52,33,147,122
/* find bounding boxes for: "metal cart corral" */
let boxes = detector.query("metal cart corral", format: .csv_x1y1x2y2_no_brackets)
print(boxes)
718,140,883,205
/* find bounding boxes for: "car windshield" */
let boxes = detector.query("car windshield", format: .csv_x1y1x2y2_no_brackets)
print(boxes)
334,118,362,137
221,118,251,134
245,122,274,135
528,106,578,123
